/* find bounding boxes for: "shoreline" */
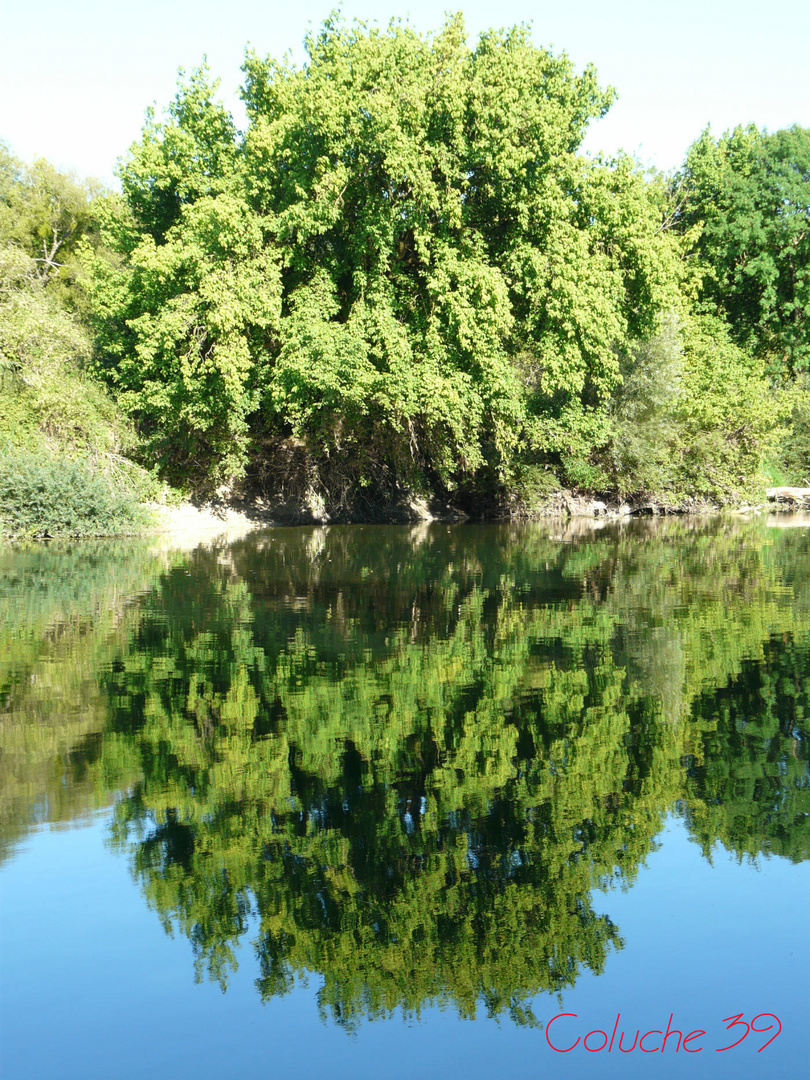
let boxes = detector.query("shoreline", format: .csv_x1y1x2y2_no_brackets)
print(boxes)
3,492,809,548
139,494,810,546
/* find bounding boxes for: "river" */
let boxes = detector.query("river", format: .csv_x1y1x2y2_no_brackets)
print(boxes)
1,517,808,1078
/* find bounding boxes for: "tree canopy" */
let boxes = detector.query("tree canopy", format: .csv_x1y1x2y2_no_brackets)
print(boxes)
677,124,810,378
4,18,810,522
87,16,688,497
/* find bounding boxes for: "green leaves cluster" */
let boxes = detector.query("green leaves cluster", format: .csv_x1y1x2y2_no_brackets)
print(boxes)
7,20,808,511
0,146,158,537
89,17,684,495
669,124,810,489
0,450,147,539
601,313,786,500
677,124,810,378
0,141,111,318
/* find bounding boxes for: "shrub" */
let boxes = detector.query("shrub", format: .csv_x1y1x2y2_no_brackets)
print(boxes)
0,451,148,539
674,315,786,501
599,314,785,503
778,377,810,485
601,316,684,496
507,463,561,511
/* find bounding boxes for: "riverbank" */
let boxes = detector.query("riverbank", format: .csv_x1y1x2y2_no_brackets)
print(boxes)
139,485,810,544
4,485,808,546
147,501,268,538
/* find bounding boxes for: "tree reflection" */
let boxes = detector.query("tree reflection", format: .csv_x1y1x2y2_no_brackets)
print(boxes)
3,521,809,1021
89,520,810,1025
685,633,810,863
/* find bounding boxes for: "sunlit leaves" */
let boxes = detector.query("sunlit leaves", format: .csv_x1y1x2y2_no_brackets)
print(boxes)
95,17,683,494
677,124,810,377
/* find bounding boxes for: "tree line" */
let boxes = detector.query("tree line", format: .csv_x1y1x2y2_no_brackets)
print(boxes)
1,15,809,530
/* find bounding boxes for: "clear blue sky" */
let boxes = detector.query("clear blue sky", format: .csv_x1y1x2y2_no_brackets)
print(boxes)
1,0,808,184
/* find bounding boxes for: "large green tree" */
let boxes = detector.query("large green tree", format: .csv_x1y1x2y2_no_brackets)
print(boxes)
88,17,682,496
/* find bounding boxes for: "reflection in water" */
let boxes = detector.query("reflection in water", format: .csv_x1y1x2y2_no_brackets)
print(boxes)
2,520,810,1027
0,539,179,858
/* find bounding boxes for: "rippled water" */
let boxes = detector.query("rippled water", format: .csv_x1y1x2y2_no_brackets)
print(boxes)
1,517,809,1079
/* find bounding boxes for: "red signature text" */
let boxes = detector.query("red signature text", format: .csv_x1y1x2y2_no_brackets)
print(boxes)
545,1013,781,1054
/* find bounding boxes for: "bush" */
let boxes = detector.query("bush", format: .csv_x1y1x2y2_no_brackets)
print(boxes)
601,316,684,496
506,462,562,511
674,315,785,501
0,240,165,530
598,314,785,503
0,451,148,539
778,378,810,485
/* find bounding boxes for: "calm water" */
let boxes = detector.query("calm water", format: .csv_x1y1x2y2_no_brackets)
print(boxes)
1,517,809,1079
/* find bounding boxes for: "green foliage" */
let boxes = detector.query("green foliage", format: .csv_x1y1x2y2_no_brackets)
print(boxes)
7,31,804,508
504,461,561,511
673,314,786,500
677,124,810,378
597,313,783,501
82,64,273,484
90,193,280,483
601,316,684,496
3,520,810,1018
0,245,90,388
0,141,105,311
0,248,155,535
0,252,132,459
0,241,136,459
0,153,163,534
777,377,810,484
119,64,239,241
0,449,148,538
89,17,683,497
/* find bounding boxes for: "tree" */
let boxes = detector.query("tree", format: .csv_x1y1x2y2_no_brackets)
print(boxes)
0,148,153,537
0,142,103,306
676,124,810,378
85,67,279,483
90,17,683,497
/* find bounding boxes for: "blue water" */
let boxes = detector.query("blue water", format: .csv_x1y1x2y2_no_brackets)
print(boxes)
1,519,809,1079
2,816,807,1079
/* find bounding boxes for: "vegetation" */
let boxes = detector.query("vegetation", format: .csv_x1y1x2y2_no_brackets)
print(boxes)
2,16,810,526
3,23,808,1034
676,124,810,379
0,451,147,538
0,142,104,308
0,537,177,859
3,520,809,1021
779,377,810,484
0,147,157,537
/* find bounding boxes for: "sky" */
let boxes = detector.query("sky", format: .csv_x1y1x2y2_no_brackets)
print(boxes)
1,0,808,184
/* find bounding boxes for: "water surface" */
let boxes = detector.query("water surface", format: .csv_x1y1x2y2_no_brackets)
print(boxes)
1,518,809,1078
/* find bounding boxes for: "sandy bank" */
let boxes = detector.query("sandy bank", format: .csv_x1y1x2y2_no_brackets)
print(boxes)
145,502,268,547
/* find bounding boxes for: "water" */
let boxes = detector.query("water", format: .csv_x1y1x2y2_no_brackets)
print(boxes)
1,518,809,1079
